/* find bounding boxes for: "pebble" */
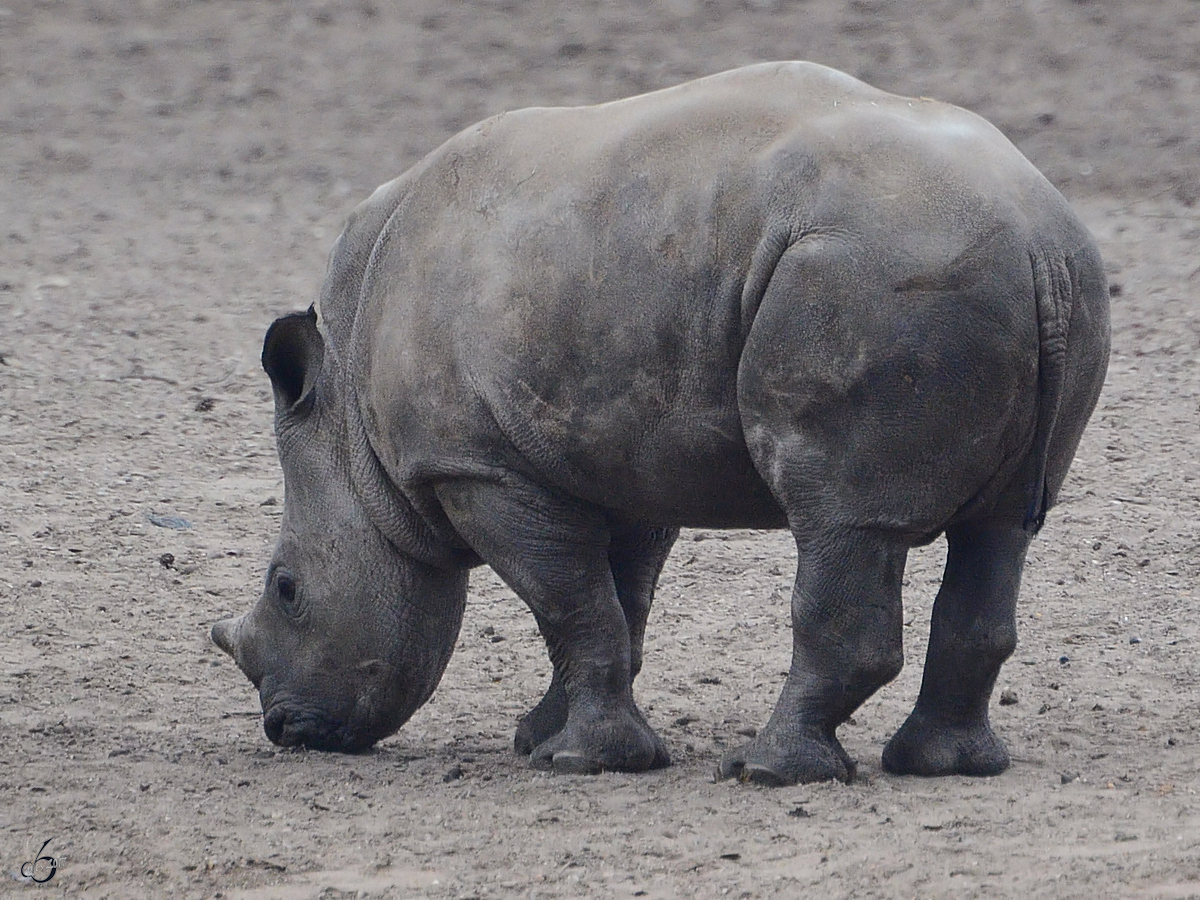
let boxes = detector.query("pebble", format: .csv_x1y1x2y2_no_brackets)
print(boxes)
149,514,192,530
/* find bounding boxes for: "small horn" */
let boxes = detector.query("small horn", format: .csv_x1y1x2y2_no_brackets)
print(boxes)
210,615,244,658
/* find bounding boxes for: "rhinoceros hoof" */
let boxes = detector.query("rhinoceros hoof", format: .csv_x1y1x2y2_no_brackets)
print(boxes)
530,749,603,776
514,691,569,756
882,712,1010,777
514,719,555,758
718,732,856,786
527,712,670,774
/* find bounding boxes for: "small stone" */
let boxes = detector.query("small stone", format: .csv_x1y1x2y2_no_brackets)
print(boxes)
999,690,1018,706
1061,772,1080,785
442,765,465,783
1128,636,1140,644
159,553,175,568
149,514,192,530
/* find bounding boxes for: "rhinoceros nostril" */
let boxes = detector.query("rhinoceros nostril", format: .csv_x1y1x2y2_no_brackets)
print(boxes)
263,705,288,745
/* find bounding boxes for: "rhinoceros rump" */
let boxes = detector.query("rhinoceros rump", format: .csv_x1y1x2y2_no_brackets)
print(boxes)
211,62,1109,785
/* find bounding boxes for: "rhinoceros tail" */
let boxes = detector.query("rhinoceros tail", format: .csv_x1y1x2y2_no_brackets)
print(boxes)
1023,247,1078,533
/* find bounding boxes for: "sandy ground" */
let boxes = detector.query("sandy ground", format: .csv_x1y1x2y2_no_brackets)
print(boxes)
2,1,1199,898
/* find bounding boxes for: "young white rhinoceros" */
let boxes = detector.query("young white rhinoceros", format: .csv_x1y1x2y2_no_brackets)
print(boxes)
211,61,1109,786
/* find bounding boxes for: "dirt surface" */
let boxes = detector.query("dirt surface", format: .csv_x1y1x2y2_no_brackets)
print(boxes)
2,1,1199,898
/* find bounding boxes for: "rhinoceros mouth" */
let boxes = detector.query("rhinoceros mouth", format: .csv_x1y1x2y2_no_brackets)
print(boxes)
262,702,377,753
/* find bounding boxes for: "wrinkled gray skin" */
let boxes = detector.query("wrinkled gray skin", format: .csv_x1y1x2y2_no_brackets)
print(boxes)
211,62,1110,785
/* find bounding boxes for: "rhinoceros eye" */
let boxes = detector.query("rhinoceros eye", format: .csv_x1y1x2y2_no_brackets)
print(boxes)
274,571,304,620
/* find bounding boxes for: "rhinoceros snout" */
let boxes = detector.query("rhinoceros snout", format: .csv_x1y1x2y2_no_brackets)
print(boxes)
262,703,376,753
210,615,243,658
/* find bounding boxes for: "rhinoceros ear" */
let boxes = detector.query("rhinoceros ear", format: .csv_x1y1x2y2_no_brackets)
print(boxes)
262,306,324,414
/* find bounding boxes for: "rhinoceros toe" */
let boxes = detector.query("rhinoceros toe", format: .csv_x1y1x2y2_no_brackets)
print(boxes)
719,729,855,786
527,705,669,774
514,678,570,755
882,710,1010,777
532,750,602,776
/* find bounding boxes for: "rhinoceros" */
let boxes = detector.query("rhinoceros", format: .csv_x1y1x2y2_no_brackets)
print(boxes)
211,61,1109,785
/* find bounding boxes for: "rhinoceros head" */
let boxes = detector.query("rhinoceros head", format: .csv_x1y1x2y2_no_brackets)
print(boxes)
211,309,468,752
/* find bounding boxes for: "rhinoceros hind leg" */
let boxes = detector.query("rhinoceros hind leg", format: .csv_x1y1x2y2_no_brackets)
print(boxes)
883,520,1029,777
882,711,1010,776
719,528,907,786
435,477,669,774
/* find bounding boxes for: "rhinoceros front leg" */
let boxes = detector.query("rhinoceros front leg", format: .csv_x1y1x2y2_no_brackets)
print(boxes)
514,523,678,755
882,520,1028,776
435,477,670,774
719,529,907,785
